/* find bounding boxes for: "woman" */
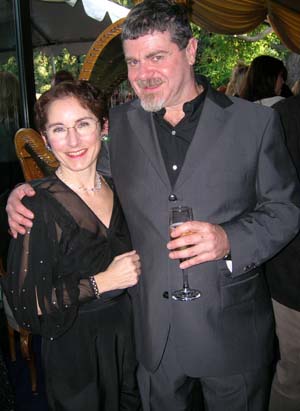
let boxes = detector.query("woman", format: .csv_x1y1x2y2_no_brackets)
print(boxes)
292,79,300,96
225,62,248,97
1,81,141,411
240,55,286,106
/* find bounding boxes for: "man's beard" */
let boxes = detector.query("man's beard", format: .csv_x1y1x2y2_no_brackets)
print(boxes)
136,78,165,112
140,94,165,112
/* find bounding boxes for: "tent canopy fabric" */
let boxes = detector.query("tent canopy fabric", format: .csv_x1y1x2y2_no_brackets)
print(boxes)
39,0,300,54
0,0,112,62
188,0,300,53
30,0,112,55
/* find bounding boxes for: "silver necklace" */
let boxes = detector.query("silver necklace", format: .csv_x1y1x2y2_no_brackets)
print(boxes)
56,168,102,192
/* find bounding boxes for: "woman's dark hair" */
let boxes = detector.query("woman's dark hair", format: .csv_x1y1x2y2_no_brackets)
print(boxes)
280,83,293,98
240,55,286,101
51,70,74,87
35,80,106,133
121,0,193,50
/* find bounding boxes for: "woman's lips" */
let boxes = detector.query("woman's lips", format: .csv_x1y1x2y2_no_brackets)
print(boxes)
66,148,87,158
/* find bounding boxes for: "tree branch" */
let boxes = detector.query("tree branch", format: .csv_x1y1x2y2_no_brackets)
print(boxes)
235,27,273,42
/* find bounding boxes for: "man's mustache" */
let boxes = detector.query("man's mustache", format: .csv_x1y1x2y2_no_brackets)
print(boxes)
137,78,164,89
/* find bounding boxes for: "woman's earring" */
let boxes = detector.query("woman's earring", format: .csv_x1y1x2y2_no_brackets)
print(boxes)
45,143,52,152
100,118,109,142
101,134,110,142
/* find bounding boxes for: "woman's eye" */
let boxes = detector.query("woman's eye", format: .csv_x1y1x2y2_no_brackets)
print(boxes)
53,126,65,134
77,121,89,129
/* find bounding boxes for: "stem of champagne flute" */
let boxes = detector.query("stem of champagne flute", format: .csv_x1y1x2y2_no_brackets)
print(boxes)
182,269,190,290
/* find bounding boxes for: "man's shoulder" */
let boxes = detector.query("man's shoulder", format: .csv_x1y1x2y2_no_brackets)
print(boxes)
109,98,139,116
206,87,275,122
205,84,233,109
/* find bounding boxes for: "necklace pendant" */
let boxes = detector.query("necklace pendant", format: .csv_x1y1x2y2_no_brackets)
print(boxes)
57,168,102,192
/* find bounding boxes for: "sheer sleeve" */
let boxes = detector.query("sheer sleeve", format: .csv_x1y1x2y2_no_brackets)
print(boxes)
2,190,98,340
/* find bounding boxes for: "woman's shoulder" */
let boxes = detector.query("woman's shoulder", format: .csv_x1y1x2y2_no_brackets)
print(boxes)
22,175,60,211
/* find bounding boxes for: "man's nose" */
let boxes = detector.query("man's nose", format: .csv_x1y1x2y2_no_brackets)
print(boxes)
137,61,152,79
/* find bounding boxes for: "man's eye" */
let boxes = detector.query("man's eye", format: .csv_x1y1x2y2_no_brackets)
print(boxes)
152,55,163,62
127,60,138,67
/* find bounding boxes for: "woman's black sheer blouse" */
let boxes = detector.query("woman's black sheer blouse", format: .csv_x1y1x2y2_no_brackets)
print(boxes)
2,175,132,340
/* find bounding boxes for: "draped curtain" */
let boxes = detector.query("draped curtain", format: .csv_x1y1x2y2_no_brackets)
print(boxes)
189,0,300,53
40,0,300,53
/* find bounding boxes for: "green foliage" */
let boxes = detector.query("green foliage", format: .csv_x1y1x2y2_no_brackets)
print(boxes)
0,56,19,76
0,49,84,95
193,24,288,87
34,49,84,94
110,0,133,7
0,26,289,92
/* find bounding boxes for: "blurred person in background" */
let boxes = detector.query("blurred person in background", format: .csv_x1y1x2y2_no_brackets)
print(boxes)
266,92,300,411
291,79,300,96
225,62,248,97
280,83,293,98
0,71,23,194
240,55,286,107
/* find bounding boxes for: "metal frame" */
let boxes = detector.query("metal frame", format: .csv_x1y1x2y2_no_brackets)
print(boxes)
13,0,36,128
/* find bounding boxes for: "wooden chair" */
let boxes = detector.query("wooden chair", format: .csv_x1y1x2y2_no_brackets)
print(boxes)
79,18,127,99
14,128,59,181
0,257,37,392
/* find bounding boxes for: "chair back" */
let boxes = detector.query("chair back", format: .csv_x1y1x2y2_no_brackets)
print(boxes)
79,18,126,99
14,128,59,181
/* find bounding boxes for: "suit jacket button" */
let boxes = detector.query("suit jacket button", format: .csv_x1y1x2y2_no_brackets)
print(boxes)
163,291,169,299
168,194,177,201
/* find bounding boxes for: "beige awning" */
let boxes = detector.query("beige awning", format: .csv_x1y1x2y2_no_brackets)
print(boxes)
39,0,300,53
188,0,300,53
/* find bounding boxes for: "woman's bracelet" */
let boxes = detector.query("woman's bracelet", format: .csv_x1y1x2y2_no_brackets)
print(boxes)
89,276,101,299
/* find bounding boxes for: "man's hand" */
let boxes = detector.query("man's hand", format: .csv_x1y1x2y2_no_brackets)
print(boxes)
6,184,36,238
167,221,230,269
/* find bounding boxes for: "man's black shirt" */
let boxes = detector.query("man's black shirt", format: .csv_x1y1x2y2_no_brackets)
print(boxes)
154,81,207,187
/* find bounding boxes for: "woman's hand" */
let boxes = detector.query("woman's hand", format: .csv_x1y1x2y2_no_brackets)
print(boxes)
6,184,36,238
95,250,141,292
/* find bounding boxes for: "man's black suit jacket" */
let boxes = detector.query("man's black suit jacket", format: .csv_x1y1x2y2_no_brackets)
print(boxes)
100,84,300,375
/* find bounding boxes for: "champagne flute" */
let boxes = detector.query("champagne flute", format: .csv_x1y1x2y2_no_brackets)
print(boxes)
169,206,201,301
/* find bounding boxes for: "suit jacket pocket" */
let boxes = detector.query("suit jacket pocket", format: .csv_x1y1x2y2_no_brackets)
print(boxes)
221,271,260,309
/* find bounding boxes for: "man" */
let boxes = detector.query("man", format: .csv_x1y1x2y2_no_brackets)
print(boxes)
266,94,300,411
6,1,300,410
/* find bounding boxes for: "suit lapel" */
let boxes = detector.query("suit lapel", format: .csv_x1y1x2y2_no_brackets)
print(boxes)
126,87,233,191
175,93,233,190
128,102,171,189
